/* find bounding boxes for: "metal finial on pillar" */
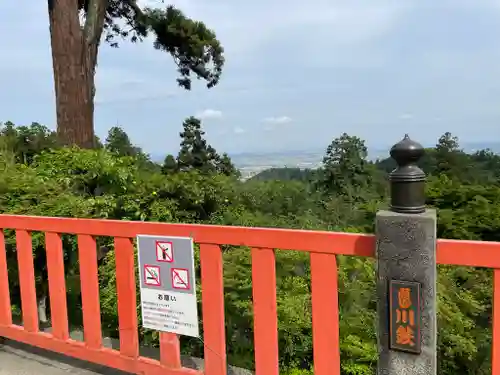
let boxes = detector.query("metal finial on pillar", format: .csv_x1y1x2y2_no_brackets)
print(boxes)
389,134,426,214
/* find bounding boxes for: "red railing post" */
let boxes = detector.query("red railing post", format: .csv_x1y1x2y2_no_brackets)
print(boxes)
16,230,38,332
200,244,227,375
311,253,340,375
77,234,102,349
0,230,11,326
159,332,182,368
114,237,139,358
45,232,69,340
251,247,279,375
492,269,500,374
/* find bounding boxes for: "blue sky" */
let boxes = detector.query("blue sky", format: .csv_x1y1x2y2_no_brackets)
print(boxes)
2,1,500,155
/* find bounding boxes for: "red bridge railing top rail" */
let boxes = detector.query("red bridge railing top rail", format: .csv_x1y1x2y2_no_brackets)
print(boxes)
0,214,497,267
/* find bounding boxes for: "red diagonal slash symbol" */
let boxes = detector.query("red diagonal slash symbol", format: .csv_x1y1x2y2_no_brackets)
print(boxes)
171,268,189,290
156,241,173,262
144,265,161,286
146,268,157,279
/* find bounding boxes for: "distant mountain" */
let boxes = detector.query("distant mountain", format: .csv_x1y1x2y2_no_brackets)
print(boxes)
462,142,500,153
148,142,500,179
149,153,167,163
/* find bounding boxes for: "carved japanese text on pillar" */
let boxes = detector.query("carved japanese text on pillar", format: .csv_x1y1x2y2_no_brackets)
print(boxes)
389,280,421,354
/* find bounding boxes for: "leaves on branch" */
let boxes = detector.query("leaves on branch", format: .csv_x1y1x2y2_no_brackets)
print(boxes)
145,6,224,89
77,0,224,89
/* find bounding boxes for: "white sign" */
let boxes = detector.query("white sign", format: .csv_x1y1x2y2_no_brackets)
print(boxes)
137,235,199,338
139,289,199,337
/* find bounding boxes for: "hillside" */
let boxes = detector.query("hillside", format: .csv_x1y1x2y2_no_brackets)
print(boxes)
0,122,498,374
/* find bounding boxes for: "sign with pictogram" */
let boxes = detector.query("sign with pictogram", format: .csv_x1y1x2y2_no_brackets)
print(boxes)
156,241,173,262
144,265,161,286
137,235,199,337
171,268,190,290
389,280,421,354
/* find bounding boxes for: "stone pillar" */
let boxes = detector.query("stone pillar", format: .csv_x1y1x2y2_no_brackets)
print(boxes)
376,135,437,375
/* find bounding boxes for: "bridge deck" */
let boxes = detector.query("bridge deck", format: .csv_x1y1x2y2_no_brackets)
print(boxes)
0,339,125,375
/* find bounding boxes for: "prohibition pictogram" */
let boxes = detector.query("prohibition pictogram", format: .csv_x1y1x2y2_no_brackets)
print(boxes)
156,241,174,262
144,265,161,286
171,268,190,290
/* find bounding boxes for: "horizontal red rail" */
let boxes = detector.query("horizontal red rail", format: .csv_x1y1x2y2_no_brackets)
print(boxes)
437,238,500,268
1,214,500,266
0,215,373,256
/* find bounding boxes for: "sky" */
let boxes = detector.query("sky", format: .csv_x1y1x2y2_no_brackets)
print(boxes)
2,1,500,156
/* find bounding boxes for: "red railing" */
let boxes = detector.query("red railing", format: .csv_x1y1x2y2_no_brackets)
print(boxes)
0,214,499,374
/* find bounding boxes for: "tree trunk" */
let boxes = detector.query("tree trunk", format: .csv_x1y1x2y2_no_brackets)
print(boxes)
48,0,99,148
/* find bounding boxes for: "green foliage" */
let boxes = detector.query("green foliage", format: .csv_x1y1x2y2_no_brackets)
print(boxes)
104,126,158,171
105,126,140,157
176,116,239,178
0,121,59,165
250,167,316,183
77,0,224,90
177,116,217,173
144,5,224,89
319,133,373,201
161,154,178,174
282,367,314,375
1,122,499,374
217,152,241,178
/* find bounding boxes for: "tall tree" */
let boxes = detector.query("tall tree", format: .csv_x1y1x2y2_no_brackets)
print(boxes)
177,116,218,173
434,132,471,178
215,153,240,178
176,116,238,177
47,0,224,148
436,132,460,154
319,133,371,199
105,126,139,156
161,154,178,174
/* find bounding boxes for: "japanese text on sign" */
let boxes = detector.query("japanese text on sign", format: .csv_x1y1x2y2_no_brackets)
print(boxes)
389,280,421,354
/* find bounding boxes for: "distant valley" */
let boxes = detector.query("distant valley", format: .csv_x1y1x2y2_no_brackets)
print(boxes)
151,141,500,180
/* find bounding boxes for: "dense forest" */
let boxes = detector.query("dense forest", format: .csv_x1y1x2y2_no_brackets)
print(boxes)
0,119,498,374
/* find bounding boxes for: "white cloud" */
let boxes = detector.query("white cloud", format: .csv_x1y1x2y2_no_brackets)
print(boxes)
157,0,414,62
399,113,414,120
196,109,223,119
233,127,245,134
263,116,292,124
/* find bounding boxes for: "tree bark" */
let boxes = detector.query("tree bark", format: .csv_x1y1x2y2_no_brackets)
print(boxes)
47,0,106,148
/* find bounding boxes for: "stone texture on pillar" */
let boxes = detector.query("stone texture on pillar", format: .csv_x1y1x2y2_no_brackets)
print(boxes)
376,209,437,375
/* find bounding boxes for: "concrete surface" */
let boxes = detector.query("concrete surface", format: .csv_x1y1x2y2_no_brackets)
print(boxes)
0,339,127,374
